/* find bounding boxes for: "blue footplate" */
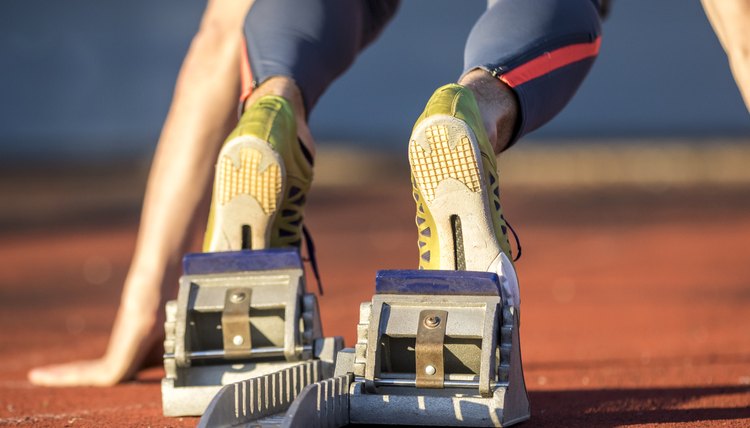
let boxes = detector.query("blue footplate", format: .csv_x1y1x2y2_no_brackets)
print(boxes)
375,270,501,296
183,248,302,275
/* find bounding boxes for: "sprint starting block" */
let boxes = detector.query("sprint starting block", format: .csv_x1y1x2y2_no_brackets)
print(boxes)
161,249,342,417
197,267,529,427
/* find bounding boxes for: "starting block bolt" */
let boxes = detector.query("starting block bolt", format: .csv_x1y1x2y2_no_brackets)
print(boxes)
230,292,247,303
424,365,436,376
232,335,244,346
424,316,441,328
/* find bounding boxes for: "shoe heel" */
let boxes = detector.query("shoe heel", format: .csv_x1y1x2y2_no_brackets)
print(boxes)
409,115,501,271
207,136,285,252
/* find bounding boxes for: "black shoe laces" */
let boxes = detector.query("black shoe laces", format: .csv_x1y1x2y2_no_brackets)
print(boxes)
505,218,522,262
302,225,323,295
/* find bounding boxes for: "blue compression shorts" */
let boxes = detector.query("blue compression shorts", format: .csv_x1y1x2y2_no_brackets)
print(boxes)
242,0,604,144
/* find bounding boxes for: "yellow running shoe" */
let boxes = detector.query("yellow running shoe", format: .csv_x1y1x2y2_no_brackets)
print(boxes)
409,84,514,273
203,95,313,252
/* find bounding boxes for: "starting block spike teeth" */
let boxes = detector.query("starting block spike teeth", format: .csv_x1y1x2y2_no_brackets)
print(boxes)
161,248,343,417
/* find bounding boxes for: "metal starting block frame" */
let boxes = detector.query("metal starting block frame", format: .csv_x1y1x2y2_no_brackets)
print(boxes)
162,248,341,417
199,268,529,427
341,269,530,427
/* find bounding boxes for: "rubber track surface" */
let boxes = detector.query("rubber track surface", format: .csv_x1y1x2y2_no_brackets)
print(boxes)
1,185,749,427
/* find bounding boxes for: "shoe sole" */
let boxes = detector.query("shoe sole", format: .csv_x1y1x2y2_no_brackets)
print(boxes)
409,114,501,272
207,135,285,251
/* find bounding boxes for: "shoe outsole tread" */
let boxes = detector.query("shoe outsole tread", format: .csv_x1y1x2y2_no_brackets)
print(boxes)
207,135,285,252
409,114,502,272
217,144,282,214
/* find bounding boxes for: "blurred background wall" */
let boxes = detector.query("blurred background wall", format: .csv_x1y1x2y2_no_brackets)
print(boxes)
0,0,748,161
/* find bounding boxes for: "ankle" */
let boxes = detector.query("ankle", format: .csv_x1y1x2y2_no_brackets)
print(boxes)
244,76,316,157
458,69,519,154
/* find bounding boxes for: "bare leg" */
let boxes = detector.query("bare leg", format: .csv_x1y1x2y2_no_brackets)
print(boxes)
702,0,750,111
459,69,520,154
243,76,316,156
27,0,255,386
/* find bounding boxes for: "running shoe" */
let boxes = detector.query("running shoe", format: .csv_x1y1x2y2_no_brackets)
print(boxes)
203,95,313,252
408,84,514,273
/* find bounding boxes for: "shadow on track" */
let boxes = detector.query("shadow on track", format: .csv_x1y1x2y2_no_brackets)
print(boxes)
530,386,750,427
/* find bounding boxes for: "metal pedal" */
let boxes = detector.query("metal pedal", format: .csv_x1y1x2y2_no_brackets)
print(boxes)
344,269,530,426
161,248,342,417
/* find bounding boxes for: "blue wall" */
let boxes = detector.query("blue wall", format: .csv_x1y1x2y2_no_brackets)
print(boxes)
0,0,747,158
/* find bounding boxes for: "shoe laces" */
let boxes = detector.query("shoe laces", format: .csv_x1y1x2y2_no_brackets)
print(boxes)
505,218,522,262
302,225,323,295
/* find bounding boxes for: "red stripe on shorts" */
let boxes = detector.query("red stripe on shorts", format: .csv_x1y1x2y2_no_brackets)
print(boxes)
499,36,601,87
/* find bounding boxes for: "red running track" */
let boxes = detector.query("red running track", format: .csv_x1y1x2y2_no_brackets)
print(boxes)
1,185,749,427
